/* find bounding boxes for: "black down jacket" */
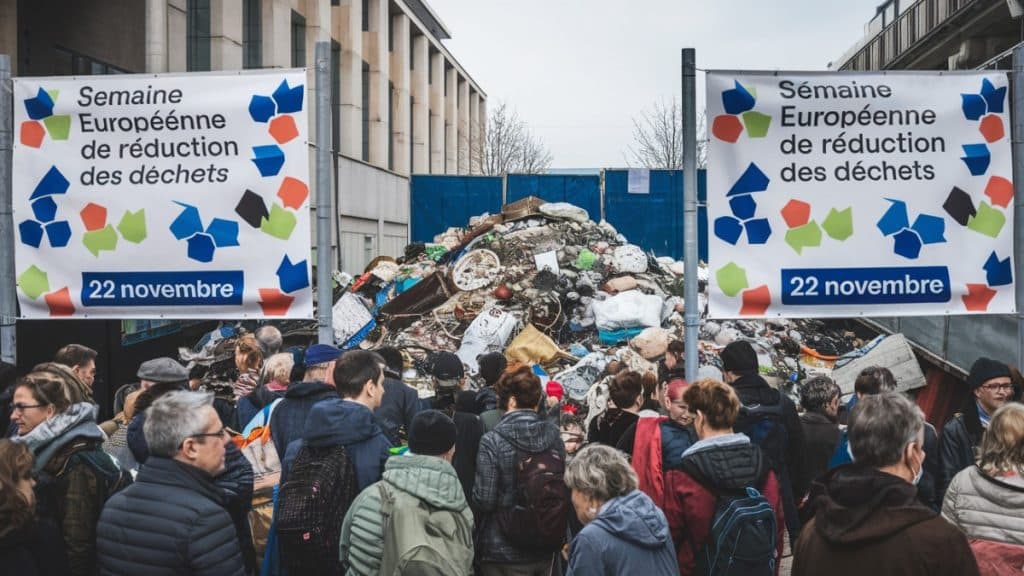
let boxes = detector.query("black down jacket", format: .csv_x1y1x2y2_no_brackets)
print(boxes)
96,457,246,576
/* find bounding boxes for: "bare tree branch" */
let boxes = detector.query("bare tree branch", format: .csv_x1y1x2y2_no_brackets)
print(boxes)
472,100,553,175
626,98,707,169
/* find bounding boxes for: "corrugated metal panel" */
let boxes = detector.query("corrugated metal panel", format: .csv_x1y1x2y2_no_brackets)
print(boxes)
409,175,502,242
505,174,601,221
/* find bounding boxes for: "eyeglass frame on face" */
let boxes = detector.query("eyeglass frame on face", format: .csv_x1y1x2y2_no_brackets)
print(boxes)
979,382,1014,392
179,426,228,448
10,402,48,413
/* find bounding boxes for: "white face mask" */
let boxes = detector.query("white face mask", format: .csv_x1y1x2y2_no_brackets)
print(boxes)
912,464,924,486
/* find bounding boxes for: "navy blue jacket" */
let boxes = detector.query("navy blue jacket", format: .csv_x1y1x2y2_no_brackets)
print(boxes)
269,381,336,456
236,387,286,431
373,376,422,446
566,490,678,576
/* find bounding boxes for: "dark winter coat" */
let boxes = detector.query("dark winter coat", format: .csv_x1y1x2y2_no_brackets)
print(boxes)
793,464,979,576
663,434,785,575
235,386,286,431
587,408,639,448
374,376,422,446
96,457,246,576
269,381,337,456
472,409,565,564
282,397,391,491
0,519,70,576
941,399,986,497
566,490,678,576
795,411,841,502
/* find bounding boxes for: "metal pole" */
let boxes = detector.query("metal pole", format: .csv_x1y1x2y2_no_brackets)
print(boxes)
682,48,698,382
0,55,15,364
315,42,334,345
1013,46,1024,370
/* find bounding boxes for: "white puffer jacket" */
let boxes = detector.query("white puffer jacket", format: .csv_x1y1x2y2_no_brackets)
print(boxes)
942,465,1024,544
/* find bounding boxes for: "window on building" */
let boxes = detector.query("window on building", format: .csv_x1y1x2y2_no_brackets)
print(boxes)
291,11,306,68
362,0,370,31
364,235,375,264
332,41,341,153
388,80,394,171
53,47,126,76
362,61,370,162
187,0,211,72
243,0,262,69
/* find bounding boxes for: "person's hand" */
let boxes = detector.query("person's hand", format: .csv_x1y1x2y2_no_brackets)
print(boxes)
547,396,559,408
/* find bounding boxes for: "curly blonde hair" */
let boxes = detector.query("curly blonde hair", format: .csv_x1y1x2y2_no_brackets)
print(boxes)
978,403,1024,476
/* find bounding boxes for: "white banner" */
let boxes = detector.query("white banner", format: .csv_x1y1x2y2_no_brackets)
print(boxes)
13,70,312,319
707,71,1013,318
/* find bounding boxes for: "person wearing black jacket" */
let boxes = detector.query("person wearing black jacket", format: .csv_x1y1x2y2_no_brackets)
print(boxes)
269,344,341,455
720,340,804,543
425,352,483,501
98,391,246,576
373,346,422,445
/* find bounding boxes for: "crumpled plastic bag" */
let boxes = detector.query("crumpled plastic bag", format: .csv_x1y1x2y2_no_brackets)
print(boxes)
456,307,519,375
631,327,671,360
539,202,589,223
592,290,663,330
611,244,647,274
505,324,565,366
603,276,638,294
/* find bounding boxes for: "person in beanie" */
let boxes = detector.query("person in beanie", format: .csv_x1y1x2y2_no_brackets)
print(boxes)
940,357,1013,495
474,352,508,414
269,343,341,455
719,340,803,543
426,351,483,500
340,410,474,576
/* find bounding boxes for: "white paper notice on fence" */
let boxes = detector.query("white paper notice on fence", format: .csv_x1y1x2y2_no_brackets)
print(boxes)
627,169,650,194
12,70,312,319
706,71,1013,319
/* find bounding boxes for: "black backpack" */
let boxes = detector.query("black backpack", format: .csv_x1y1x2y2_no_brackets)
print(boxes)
735,397,788,471
681,458,776,576
276,444,358,576
495,446,569,554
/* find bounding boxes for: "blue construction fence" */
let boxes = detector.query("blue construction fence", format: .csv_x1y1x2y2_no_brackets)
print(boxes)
410,170,707,262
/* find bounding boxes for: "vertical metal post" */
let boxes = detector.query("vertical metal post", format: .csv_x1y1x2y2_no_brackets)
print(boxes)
315,42,334,345
682,48,698,382
1013,46,1024,370
0,55,15,364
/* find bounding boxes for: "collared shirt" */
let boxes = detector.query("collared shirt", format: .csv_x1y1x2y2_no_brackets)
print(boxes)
977,400,991,428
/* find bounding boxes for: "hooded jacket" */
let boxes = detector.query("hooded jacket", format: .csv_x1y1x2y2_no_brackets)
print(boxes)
663,434,784,576
793,464,978,576
472,409,565,564
283,397,391,491
96,457,246,576
373,376,422,446
588,408,640,448
340,453,474,575
940,399,986,496
0,518,70,576
566,490,679,576
942,465,1024,545
269,381,337,456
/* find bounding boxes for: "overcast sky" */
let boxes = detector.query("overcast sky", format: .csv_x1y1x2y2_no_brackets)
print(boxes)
429,0,885,168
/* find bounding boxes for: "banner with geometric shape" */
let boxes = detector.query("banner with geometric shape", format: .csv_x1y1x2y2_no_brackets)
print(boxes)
13,70,311,318
707,71,1013,318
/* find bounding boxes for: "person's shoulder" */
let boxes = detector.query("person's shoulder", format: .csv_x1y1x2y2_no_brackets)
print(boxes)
913,513,973,546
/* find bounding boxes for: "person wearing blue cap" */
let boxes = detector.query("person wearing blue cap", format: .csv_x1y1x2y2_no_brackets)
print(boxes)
268,344,342,456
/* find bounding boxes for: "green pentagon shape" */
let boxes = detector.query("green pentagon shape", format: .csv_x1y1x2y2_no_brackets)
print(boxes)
117,209,147,243
43,115,72,140
741,111,771,138
822,207,854,241
716,262,749,297
18,265,49,300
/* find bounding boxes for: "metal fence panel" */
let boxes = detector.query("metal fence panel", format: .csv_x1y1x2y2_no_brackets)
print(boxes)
410,175,502,242
603,169,708,261
505,174,602,221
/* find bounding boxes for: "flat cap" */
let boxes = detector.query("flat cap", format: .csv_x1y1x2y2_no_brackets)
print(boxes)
137,357,189,384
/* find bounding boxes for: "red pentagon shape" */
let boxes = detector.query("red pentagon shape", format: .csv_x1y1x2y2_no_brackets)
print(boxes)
962,283,997,312
277,177,309,209
712,114,743,143
259,288,295,316
20,121,45,148
985,176,1013,208
780,199,812,228
740,284,771,316
45,287,75,317
980,114,1005,143
80,202,108,231
269,115,299,144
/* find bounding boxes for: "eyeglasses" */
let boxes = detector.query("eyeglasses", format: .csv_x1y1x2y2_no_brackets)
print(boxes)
979,383,1014,392
10,403,47,413
187,427,228,442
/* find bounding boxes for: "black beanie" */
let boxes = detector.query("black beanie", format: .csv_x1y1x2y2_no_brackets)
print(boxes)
968,357,1010,390
477,352,508,385
720,341,758,373
408,410,457,456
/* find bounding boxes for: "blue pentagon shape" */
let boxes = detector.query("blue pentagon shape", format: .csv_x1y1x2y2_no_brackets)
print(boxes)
714,216,744,245
276,255,310,293
170,202,204,240
961,93,987,121
892,228,922,259
206,218,240,247
744,218,772,245
876,199,909,237
248,95,276,123
961,143,991,176
30,166,70,200
45,221,71,247
726,163,770,197
252,145,285,177
729,194,757,220
911,213,946,245
24,88,55,120
32,196,58,223
272,80,305,114
187,233,216,263
19,220,43,248
722,81,755,115
981,78,1006,114
984,251,1013,286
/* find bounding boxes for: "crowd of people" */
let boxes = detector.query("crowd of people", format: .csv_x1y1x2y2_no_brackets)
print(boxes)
1,328,1023,575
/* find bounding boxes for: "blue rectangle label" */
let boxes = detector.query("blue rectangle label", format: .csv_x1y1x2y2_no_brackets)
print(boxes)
781,267,951,306
81,271,244,307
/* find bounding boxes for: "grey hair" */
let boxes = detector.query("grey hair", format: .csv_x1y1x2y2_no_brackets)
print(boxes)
564,444,637,502
255,325,283,356
263,353,294,384
801,376,840,414
849,392,924,468
144,391,215,458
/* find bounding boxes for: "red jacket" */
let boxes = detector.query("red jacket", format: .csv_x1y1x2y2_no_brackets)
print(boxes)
663,439,785,576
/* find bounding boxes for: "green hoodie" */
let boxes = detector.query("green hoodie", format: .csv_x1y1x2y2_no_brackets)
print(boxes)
340,453,474,576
